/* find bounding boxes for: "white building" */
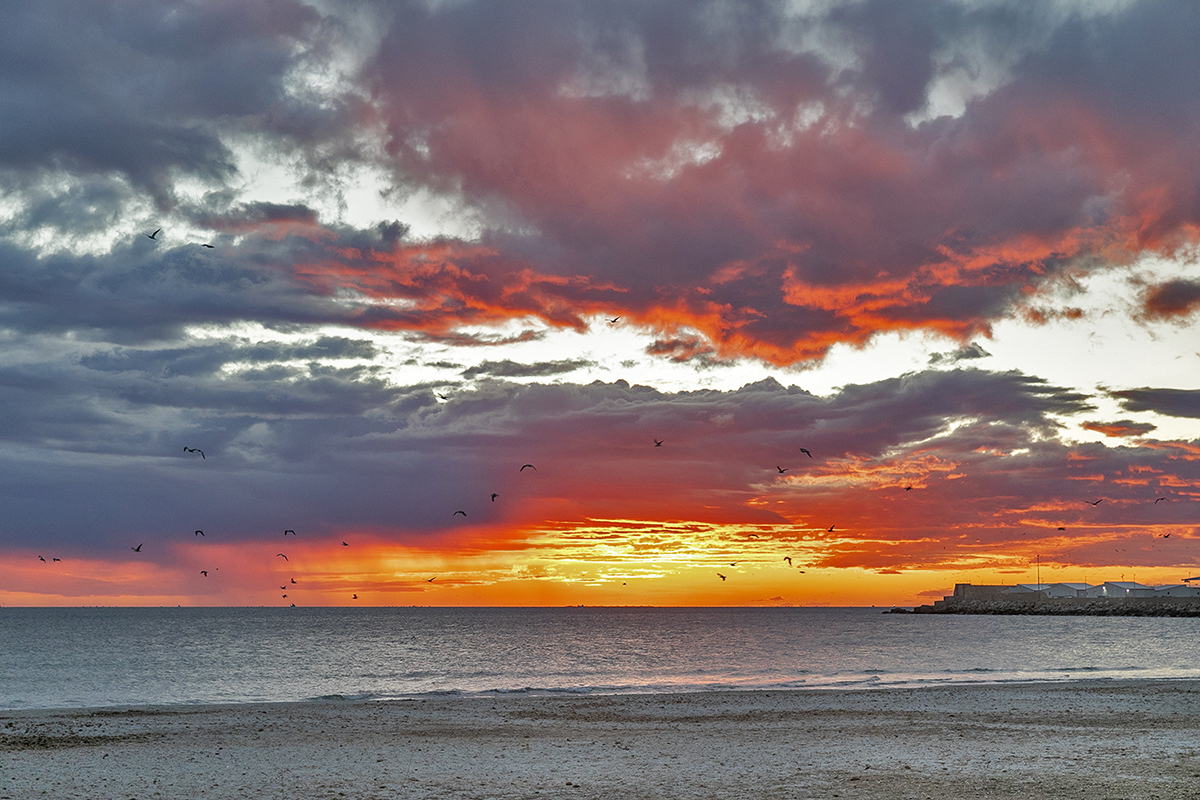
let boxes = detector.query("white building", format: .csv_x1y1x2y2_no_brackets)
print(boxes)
1003,583,1052,595
1046,583,1091,598
1154,584,1200,598
1086,581,1155,598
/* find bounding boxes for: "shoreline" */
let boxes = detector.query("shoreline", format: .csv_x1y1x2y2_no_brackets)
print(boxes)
6,680,1200,798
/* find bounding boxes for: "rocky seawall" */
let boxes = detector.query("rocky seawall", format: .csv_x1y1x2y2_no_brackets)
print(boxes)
890,597,1200,616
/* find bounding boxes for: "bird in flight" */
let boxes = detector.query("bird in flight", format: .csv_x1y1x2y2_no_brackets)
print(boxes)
1088,499,1104,506
776,466,789,474
784,556,792,566
436,392,448,400
717,573,726,581
342,541,349,546
1155,497,1167,504
276,553,288,561
284,530,295,536
200,571,208,577
427,577,435,583
195,530,204,536
654,439,663,447
52,557,61,562
453,510,466,517
608,317,620,324
1057,527,1066,531
290,578,296,584
1162,533,1172,539
132,544,143,552
184,447,204,459
38,556,45,562
904,486,912,491
799,448,812,458
520,464,537,471
146,228,161,240
827,525,836,532
352,594,358,599
281,586,287,590
200,243,214,248
729,562,738,567
491,493,498,502
747,533,759,539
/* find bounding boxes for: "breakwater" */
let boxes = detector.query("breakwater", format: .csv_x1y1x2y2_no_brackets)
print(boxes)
892,595,1200,616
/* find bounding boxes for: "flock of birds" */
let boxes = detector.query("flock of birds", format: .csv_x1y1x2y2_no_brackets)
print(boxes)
31,226,1180,598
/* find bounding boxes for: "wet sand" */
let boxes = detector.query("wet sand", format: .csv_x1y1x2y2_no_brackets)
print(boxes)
4,679,1200,799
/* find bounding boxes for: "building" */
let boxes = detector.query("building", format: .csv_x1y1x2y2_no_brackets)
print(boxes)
1085,581,1155,598
1046,583,1091,598
1154,584,1200,598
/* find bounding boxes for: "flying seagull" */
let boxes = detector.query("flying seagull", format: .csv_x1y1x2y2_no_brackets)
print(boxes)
276,553,288,561
453,510,466,516
1155,497,1167,504
342,541,349,546
1057,527,1066,531
184,447,205,459
904,486,913,491
146,228,160,240
520,464,537,471
195,530,204,536
827,525,836,532
353,594,358,599
717,573,726,581
1162,533,1172,539
608,317,620,323
52,557,61,562
654,439,663,447
38,556,45,562
784,556,792,566
200,243,214,248
132,544,143,552
281,586,287,590
1087,499,1104,506
201,571,208,577
776,466,789,474
799,448,812,458
747,533,759,539
427,577,435,582
290,578,296,584
491,493,498,502
284,529,295,536
730,562,738,567
436,392,448,400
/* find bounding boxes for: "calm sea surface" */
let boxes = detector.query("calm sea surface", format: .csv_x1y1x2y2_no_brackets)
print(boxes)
3,607,1200,710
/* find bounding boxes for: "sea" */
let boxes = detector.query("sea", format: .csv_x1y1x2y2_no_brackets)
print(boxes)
3,606,1200,711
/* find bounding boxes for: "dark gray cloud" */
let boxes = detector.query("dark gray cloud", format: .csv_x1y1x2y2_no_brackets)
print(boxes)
1142,278,1200,320
1112,388,1200,419
461,359,595,379
928,342,991,364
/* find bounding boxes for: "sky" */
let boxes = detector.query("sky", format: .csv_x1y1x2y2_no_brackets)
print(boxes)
1,0,1198,607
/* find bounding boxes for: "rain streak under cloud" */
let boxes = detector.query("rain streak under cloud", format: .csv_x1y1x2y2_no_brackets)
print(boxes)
1,0,1197,607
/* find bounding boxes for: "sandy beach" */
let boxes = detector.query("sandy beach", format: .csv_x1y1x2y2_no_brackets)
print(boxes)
4,680,1200,799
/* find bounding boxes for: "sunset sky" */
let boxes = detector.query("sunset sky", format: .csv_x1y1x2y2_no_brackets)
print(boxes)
1,0,1197,607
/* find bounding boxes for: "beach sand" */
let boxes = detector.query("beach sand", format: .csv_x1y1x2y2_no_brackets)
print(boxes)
4,680,1200,799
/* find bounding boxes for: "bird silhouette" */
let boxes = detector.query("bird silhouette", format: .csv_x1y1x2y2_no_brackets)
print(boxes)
184,447,205,459
52,557,60,562
608,317,620,323
730,562,738,567
353,594,358,599
784,556,792,566
132,544,143,552
1088,499,1104,506
799,448,812,458
747,533,759,539
520,464,537,471
453,510,466,516
427,577,435,582
342,541,349,546
776,466,788,474
717,573,726,581
1057,527,1066,531
904,486,912,491
146,228,160,240
1162,533,1172,539
38,556,45,562
436,392,448,400
654,439,663,447
195,530,204,536
491,493,498,502
282,594,287,598
290,578,296,584
200,243,214,248
284,529,295,536
200,571,208,577
827,525,835,532
281,586,287,590
1155,497,1167,504
276,553,288,561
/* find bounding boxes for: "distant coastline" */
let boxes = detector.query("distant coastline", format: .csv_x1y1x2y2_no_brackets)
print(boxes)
892,580,1200,616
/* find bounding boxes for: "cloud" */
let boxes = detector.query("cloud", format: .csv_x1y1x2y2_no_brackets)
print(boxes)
1142,278,1200,320
1081,419,1157,438
928,341,991,364
461,359,595,379
1112,388,1200,419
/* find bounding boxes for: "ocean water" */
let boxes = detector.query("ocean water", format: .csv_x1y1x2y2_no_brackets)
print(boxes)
3,606,1200,710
